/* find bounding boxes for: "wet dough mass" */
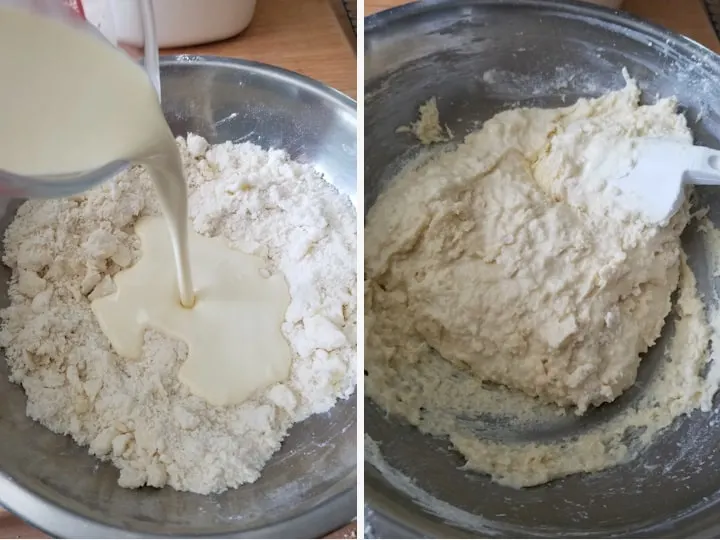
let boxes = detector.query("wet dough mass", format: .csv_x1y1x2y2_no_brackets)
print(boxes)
366,77,691,414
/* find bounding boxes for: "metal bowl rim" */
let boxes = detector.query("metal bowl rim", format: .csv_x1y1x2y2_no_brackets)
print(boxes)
4,54,357,200
364,1,720,537
365,0,720,75
0,54,357,539
162,54,357,112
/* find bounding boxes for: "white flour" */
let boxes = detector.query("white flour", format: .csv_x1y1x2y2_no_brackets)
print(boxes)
0,134,357,494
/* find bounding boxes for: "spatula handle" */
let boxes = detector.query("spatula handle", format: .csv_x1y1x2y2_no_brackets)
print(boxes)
684,145,720,186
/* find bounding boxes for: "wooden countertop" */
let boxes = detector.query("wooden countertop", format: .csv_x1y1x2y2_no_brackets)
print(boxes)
366,0,720,53
0,1,356,539
172,0,356,98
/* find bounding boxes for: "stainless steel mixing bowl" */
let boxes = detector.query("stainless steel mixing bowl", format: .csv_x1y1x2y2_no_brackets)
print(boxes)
0,56,357,538
365,1,720,537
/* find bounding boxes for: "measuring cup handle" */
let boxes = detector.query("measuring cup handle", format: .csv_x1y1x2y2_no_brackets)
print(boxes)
138,0,161,100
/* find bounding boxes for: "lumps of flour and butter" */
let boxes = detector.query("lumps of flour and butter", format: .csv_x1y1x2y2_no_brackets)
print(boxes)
396,97,453,145
0,135,357,494
365,76,720,487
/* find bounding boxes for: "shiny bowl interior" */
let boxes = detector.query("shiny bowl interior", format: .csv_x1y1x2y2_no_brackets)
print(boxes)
365,1,720,537
0,56,357,539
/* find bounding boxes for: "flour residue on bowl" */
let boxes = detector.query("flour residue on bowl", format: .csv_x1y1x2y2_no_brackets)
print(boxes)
365,435,501,536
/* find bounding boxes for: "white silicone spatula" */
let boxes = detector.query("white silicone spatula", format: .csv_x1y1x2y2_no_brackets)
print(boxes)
607,138,720,224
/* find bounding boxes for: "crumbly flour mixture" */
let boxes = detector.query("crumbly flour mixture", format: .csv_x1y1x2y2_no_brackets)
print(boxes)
365,77,720,487
0,135,356,494
396,97,452,145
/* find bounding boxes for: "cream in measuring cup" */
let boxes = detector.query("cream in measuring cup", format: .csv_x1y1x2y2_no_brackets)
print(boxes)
0,3,194,307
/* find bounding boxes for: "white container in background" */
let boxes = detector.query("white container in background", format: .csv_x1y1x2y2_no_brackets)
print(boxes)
84,0,257,48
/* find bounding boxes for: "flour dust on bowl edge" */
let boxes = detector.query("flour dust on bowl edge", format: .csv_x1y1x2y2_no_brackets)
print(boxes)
364,1,720,538
0,56,357,539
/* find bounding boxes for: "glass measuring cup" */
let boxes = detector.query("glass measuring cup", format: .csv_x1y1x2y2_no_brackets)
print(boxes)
0,0,160,198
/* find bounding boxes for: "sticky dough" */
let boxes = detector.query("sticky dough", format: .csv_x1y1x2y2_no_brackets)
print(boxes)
365,76,692,414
